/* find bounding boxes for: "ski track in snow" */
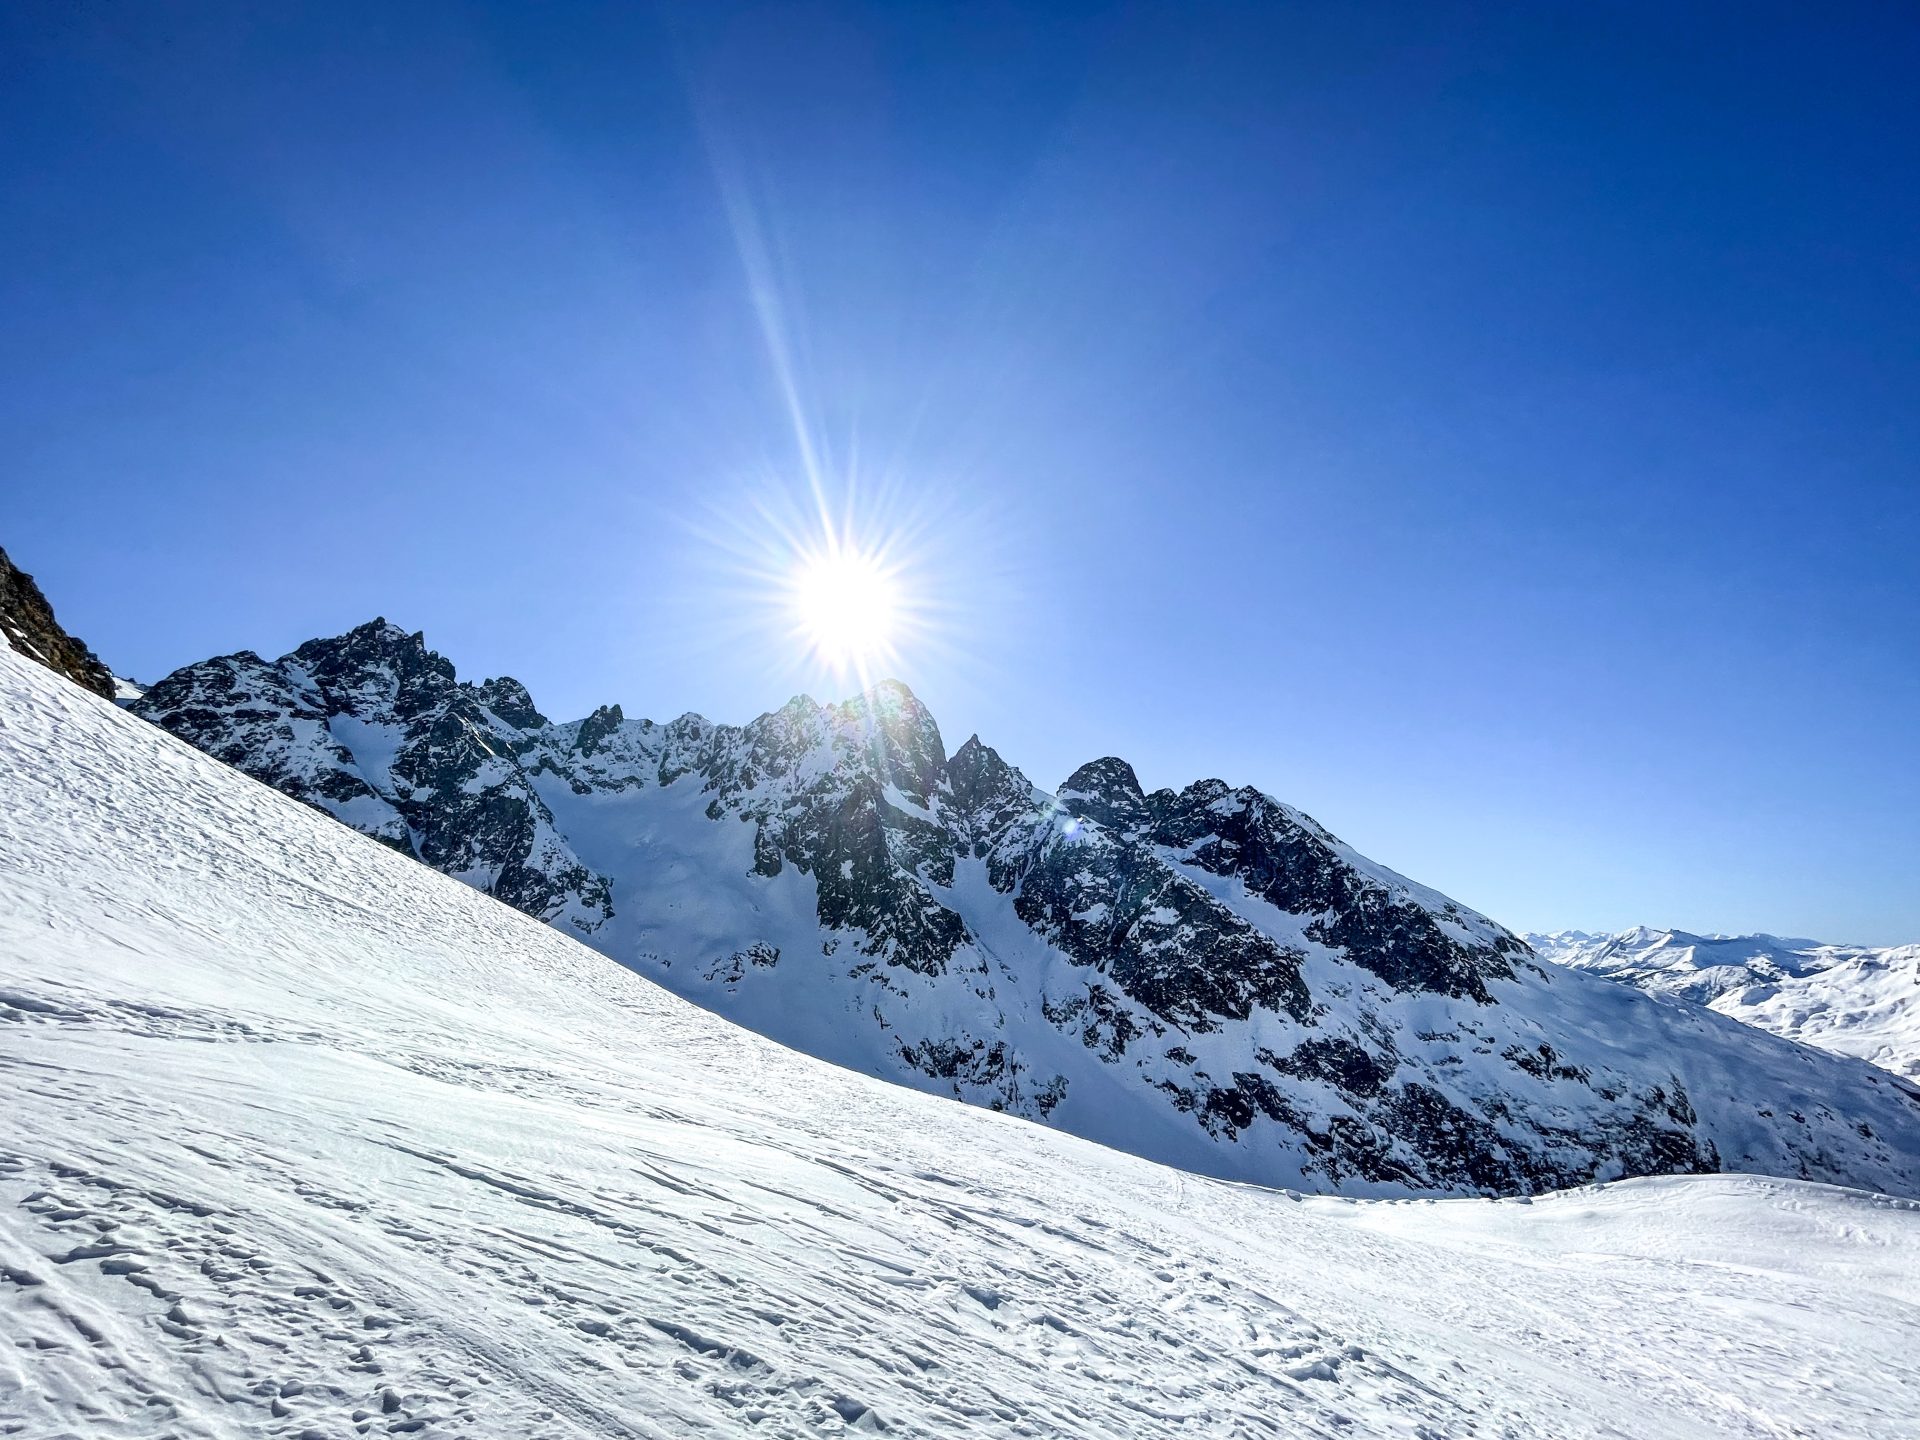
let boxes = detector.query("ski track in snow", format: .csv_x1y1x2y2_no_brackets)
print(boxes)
3,647,1919,1439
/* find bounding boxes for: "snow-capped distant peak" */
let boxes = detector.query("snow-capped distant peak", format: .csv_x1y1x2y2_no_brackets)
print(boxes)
1526,927,1920,1079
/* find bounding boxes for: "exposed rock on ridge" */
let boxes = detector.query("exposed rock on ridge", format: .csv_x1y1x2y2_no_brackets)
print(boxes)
0,545,116,700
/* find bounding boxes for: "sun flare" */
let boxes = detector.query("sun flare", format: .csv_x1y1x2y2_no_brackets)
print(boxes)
790,543,900,671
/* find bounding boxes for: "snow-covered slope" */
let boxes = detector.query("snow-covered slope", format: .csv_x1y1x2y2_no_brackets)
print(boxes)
1529,928,1920,1079
129,620,1920,1198
5,648,1920,1439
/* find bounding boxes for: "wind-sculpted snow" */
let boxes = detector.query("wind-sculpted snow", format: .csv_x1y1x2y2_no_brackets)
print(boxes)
1530,927,1920,1079
7,648,1920,1439
134,622,1920,1197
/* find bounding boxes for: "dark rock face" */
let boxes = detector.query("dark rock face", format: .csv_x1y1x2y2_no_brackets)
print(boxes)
0,546,116,700
1061,765,1527,1003
132,620,1920,1200
1056,757,1155,831
1008,820,1315,1030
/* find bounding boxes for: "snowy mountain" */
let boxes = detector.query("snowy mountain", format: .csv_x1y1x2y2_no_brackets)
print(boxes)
1523,928,1613,957
7,644,1920,1438
128,620,1920,1199
1528,928,1920,1079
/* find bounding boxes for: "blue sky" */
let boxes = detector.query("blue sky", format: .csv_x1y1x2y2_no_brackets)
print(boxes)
5,2,1917,943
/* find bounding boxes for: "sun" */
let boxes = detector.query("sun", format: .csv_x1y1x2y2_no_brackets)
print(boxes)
790,543,900,671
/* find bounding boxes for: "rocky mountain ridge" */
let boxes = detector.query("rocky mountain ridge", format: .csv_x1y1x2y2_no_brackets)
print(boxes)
0,545,117,700
131,620,1920,1197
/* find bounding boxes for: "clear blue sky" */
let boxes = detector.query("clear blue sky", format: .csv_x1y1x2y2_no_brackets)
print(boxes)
5,2,1917,943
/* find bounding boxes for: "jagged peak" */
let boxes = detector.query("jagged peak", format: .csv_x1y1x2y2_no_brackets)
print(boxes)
471,676,546,731
204,648,271,669
738,694,826,758
1060,756,1145,801
1152,775,1341,848
1173,776,1233,807
817,679,944,802
572,702,628,757
1058,756,1152,831
831,677,936,730
291,617,449,672
280,619,456,722
944,733,1020,795
299,616,423,656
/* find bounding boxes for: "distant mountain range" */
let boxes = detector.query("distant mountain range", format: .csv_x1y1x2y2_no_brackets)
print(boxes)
1527,928,1920,1080
117,616,1920,1197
